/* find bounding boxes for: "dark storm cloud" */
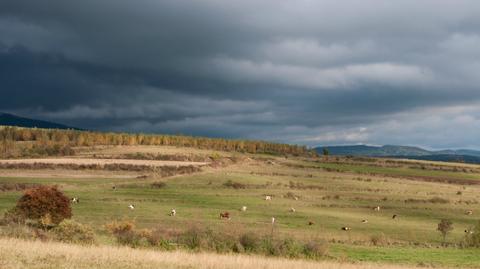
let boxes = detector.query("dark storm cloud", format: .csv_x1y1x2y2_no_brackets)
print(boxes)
1,0,480,148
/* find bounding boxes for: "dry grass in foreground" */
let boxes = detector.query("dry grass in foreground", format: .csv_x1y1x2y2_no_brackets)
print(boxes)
0,238,451,269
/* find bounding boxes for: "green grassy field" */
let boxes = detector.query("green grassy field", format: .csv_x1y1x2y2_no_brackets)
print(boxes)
1,146,480,267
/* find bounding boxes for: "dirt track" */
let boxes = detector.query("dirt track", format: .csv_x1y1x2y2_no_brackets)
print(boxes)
0,158,208,167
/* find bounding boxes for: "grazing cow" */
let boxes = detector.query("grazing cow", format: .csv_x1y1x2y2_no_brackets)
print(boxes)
361,219,368,223
294,196,299,201
265,195,272,201
170,209,176,216
373,206,381,211
308,221,315,226
271,217,276,225
289,207,296,213
341,226,351,231
128,204,135,210
465,229,474,234
392,214,397,219
220,212,231,220
241,206,247,212
71,197,79,204
112,186,116,190
466,210,473,215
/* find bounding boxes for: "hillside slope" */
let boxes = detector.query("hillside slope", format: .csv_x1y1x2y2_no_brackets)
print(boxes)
0,112,78,129
317,145,480,164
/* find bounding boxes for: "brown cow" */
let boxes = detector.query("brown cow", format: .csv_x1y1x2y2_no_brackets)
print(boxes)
220,212,231,220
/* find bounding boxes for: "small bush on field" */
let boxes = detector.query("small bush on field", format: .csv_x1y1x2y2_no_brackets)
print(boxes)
239,232,260,252
303,240,329,258
21,144,75,157
223,180,246,189
106,219,144,247
14,185,72,226
233,242,245,253
52,220,96,244
429,197,450,204
202,228,237,253
150,181,167,189
437,219,453,244
462,221,480,248
260,236,276,255
370,233,389,246
2,208,26,225
0,223,46,240
404,197,450,204
106,220,173,249
179,226,205,250
143,228,172,249
101,220,331,259
266,237,302,258
0,183,41,192
284,192,299,200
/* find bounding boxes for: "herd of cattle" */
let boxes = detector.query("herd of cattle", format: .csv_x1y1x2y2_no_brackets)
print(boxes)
70,192,475,234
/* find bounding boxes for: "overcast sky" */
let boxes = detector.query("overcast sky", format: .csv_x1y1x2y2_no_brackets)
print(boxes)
1,1,480,149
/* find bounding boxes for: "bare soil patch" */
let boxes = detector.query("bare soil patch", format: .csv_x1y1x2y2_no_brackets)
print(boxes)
0,158,208,167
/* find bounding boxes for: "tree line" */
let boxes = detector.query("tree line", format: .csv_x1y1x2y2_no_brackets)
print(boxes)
0,126,315,158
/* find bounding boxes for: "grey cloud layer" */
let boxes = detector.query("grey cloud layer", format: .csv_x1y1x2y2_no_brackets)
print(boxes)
1,0,480,148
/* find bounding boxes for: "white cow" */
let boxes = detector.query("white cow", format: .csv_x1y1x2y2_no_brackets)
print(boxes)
373,206,381,211
271,217,276,225
289,207,296,213
241,206,247,212
170,209,176,216
265,195,272,201
128,204,135,210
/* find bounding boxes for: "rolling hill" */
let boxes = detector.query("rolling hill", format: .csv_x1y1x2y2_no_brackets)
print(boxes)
316,145,480,164
0,112,79,130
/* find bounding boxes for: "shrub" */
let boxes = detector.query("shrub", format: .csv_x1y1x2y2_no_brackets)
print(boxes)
239,232,260,252
106,219,143,247
180,226,205,250
260,236,276,256
370,233,389,246
14,186,72,225
429,197,450,204
223,180,246,189
150,181,167,189
0,223,40,240
142,228,172,249
52,220,96,244
202,228,236,253
269,237,302,258
0,183,41,192
1,208,26,225
303,240,329,258
462,221,480,248
39,213,55,229
233,242,245,253
437,219,453,244
284,192,299,200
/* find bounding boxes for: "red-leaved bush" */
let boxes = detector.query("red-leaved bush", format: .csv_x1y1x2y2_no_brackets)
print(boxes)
15,185,72,225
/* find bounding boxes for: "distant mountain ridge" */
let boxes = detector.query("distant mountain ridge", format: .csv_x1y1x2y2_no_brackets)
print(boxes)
0,112,79,130
315,145,480,164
